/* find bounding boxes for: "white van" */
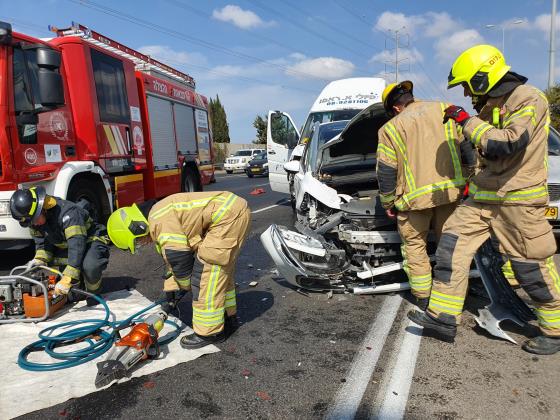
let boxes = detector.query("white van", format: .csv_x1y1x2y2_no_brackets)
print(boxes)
266,77,386,193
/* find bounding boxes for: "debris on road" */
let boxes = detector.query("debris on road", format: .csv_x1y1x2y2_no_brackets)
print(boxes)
249,281,258,287
247,263,254,268
250,188,266,195
256,391,272,401
296,288,310,297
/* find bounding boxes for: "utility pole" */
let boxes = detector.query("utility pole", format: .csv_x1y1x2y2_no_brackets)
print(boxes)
549,0,557,89
384,27,409,83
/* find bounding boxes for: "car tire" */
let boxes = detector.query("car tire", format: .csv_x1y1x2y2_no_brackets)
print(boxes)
247,171,254,178
226,170,233,174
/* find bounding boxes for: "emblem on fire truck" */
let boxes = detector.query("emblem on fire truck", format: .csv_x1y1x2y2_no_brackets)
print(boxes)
24,148,38,165
133,126,144,155
49,112,69,141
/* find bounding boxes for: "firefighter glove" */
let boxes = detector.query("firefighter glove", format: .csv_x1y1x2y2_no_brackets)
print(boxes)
443,105,470,126
459,139,476,167
54,275,74,296
25,258,45,271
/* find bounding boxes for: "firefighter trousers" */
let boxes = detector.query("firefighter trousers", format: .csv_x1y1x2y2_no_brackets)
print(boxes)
52,240,110,294
397,202,457,298
191,200,251,336
427,198,560,337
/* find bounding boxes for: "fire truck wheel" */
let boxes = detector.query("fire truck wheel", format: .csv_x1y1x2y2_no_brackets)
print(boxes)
226,170,233,174
67,179,104,223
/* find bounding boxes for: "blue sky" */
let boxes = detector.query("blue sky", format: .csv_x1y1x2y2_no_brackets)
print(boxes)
2,0,559,142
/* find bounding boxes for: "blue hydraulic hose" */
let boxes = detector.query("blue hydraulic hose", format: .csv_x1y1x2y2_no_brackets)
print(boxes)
17,289,182,371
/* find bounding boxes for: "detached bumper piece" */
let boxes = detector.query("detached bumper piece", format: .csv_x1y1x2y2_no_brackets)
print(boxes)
474,240,536,344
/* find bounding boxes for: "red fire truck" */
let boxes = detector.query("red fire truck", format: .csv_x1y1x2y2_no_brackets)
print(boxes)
0,22,216,250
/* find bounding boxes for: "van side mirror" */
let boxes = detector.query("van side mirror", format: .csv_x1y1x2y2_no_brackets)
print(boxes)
0,22,12,45
284,160,300,174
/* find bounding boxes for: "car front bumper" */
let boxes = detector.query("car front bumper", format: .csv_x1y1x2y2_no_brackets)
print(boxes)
224,162,247,171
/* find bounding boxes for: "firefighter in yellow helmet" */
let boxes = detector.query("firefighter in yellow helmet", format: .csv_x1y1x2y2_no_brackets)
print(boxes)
107,192,251,349
408,44,560,355
377,81,475,310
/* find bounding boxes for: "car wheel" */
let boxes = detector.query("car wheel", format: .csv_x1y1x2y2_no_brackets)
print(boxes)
226,170,233,174
247,172,254,178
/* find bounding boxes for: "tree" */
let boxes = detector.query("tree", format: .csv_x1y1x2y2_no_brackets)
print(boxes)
209,95,230,143
253,114,267,144
546,85,560,131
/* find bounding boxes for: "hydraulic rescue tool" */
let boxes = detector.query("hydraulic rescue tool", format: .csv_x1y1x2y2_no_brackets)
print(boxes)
0,265,67,324
95,311,167,388
94,290,187,388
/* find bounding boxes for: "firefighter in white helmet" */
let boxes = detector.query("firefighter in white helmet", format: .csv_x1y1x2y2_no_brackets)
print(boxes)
107,192,251,349
377,81,475,310
408,45,560,355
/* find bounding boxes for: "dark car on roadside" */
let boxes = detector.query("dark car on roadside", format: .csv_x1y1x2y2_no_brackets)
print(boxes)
245,152,268,177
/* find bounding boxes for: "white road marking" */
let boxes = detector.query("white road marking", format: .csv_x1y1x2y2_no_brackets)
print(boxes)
375,317,424,420
325,294,403,420
251,199,290,214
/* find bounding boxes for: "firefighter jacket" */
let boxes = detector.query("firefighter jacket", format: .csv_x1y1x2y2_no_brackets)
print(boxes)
376,101,469,211
463,83,550,206
148,192,248,288
30,198,108,280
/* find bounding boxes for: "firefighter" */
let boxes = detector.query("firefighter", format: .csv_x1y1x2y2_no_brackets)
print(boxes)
9,186,110,305
106,191,251,349
408,44,560,355
377,81,474,310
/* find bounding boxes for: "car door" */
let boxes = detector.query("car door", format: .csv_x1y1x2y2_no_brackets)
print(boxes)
267,111,300,193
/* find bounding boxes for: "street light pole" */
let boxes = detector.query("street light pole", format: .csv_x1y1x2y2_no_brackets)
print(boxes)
485,20,524,55
549,0,557,89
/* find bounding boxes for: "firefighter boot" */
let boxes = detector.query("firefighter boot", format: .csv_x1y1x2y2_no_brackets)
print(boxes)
416,297,429,311
407,310,457,340
180,331,226,349
225,315,240,337
522,336,560,355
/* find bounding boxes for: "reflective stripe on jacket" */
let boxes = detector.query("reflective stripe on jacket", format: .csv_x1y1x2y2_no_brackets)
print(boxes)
148,191,247,282
376,101,466,211
30,198,108,279
463,84,550,205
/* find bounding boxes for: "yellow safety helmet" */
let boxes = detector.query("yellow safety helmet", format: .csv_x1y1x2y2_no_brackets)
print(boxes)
107,204,149,254
447,44,510,95
381,80,413,111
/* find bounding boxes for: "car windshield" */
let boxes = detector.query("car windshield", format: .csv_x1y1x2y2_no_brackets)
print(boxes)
300,110,361,144
235,150,253,156
549,128,560,156
253,152,267,160
305,121,348,173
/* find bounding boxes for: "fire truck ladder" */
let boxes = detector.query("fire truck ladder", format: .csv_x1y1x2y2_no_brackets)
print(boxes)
49,21,195,89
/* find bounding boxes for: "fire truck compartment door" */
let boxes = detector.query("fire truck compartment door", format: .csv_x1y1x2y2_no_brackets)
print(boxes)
147,95,178,169
173,104,197,155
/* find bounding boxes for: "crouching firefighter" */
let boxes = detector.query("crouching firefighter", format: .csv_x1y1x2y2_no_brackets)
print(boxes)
408,44,560,355
377,80,475,310
10,186,110,305
107,192,251,349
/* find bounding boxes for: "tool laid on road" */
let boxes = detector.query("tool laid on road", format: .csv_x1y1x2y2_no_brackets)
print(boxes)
0,265,67,324
95,311,167,388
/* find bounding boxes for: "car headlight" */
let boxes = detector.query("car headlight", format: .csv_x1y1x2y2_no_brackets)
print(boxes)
0,200,11,217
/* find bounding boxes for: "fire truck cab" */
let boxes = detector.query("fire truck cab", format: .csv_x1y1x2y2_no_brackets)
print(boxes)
0,22,215,250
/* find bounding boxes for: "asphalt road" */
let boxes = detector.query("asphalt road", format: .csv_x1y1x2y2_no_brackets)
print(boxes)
2,172,560,419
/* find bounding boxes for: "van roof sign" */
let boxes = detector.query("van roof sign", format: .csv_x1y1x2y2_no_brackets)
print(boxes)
309,77,385,113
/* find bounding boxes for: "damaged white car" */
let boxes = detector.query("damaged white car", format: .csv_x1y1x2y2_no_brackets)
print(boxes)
261,103,410,294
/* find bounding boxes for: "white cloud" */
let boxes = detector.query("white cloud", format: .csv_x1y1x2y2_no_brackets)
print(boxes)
423,12,460,38
434,29,485,63
212,5,273,30
286,57,355,80
369,47,423,65
138,45,208,67
534,14,560,32
374,11,425,35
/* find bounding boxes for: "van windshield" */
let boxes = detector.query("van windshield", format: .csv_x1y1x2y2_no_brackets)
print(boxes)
235,150,253,156
300,110,361,144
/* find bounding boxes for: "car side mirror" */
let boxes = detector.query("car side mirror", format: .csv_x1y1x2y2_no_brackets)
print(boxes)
284,160,300,174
